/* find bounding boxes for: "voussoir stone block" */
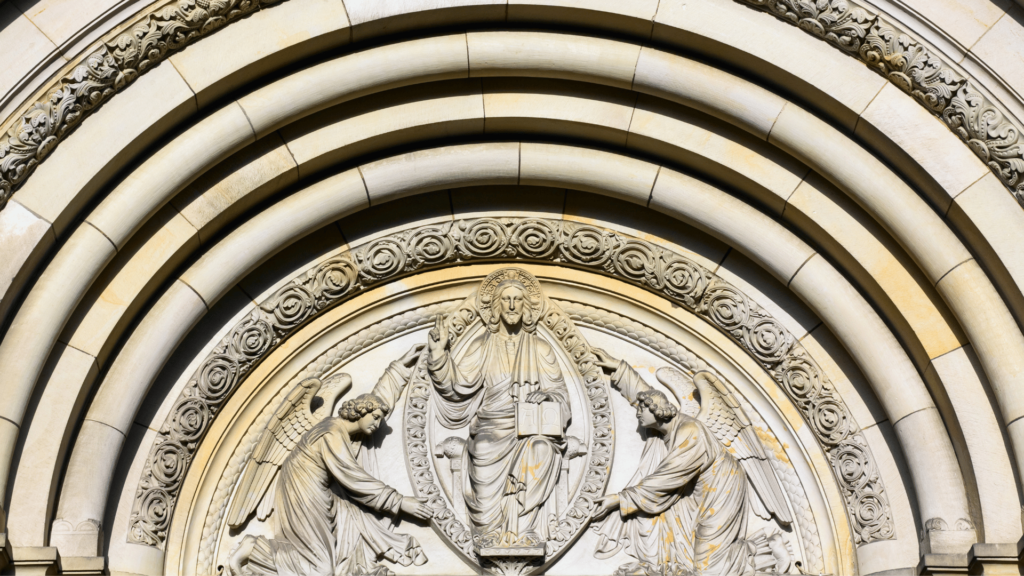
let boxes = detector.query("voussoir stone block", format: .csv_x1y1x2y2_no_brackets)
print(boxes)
506,0,660,38
172,134,300,244
784,174,965,366
627,94,807,215
948,172,1024,324
520,143,659,205
7,344,97,548
856,83,989,212
14,64,197,236
169,0,352,109
61,206,200,365
282,80,485,177
0,200,54,326
238,34,470,137
180,169,367,304
0,222,114,427
483,78,635,146
361,143,519,204
654,0,886,131
344,0,506,41
86,102,255,249
468,31,641,90
650,168,812,284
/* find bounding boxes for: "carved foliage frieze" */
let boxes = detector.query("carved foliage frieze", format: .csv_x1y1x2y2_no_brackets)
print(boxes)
130,217,895,550
740,0,1024,202
2,0,1024,211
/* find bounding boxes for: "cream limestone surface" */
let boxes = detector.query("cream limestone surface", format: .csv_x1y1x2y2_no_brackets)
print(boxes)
654,0,888,131
5,3,1024,573
519,143,659,205
168,0,352,109
0,200,54,326
6,344,97,548
13,63,197,236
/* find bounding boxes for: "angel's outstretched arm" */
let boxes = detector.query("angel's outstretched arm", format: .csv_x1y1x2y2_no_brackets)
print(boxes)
370,344,424,417
592,348,653,403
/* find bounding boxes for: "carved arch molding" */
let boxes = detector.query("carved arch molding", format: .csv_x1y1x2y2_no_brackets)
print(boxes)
2,0,1023,208
146,217,885,575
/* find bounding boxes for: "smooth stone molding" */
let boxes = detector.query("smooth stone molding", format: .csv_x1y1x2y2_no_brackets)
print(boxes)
0,0,1023,213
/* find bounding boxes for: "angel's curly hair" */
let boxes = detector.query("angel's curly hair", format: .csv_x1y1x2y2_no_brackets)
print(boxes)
635,389,678,422
338,393,388,421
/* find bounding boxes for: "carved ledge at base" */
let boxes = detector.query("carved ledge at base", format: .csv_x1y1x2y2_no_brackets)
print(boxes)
0,531,9,570
7,546,58,575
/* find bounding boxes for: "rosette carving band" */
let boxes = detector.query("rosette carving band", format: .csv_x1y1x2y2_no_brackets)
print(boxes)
130,217,894,549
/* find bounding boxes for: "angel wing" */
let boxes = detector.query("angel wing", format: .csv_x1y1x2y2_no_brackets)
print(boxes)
226,374,352,528
692,370,793,525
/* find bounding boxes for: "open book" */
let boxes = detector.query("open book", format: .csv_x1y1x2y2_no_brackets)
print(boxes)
516,401,563,437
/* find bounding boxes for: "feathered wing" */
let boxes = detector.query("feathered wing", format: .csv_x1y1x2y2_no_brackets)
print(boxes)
226,377,343,528
693,371,793,524
655,367,698,416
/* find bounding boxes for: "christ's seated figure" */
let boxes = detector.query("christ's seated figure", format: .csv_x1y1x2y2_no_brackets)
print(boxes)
426,277,570,546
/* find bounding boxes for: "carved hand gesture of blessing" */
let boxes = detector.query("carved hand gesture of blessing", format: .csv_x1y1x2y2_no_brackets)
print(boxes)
591,348,620,375
427,315,450,364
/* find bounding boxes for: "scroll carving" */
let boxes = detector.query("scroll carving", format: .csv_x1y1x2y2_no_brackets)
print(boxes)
739,0,1024,203
1,0,1023,211
132,217,894,563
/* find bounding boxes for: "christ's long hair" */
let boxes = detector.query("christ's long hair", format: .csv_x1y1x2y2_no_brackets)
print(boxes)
482,279,543,333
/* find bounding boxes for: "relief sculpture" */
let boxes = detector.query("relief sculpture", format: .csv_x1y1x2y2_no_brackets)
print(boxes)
225,346,433,576
220,266,809,575
589,352,795,576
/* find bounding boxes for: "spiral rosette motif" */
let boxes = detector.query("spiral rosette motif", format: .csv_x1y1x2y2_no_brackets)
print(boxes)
196,355,238,404
700,284,751,332
742,317,793,365
130,488,173,546
559,223,617,267
812,398,851,446
612,241,662,288
262,284,315,330
357,238,408,281
231,314,274,360
852,490,895,544
151,441,189,490
662,256,710,307
311,257,358,302
408,225,455,267
832,441,872,491
772,353,824,410
511,219,559,258
457,218,510,258
170,397,210,443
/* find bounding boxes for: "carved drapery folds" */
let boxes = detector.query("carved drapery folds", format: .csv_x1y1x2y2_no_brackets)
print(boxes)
130,218,895,556
1,0,1024,210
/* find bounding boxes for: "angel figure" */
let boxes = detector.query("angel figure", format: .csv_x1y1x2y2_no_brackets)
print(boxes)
226,345,432,576
589,349,793,576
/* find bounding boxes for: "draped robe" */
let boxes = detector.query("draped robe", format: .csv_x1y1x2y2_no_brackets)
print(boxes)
245,362,426,576
594,363,754,576
428,328,570,540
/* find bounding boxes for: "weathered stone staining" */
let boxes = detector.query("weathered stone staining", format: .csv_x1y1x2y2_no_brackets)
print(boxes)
213,266,813,575
4,0,1024,575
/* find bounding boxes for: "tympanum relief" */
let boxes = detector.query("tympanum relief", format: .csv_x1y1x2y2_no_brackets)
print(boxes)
222,268,804,576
